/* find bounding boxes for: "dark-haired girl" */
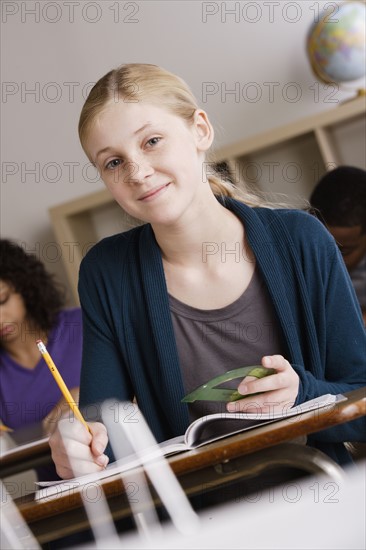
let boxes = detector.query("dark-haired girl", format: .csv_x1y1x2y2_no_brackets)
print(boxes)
0,239,82,442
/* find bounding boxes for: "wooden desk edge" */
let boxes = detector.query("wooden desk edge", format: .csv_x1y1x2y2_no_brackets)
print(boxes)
16,387,366,524
1,439,50,467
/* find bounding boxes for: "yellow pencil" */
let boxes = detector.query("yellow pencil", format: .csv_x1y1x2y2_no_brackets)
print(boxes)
36,339,91,433
0,424,13,433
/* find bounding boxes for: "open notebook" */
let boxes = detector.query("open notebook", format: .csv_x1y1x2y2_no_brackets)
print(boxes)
35,393,345,501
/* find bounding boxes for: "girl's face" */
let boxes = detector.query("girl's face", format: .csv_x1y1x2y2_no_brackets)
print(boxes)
84,101,213,227
0,280,27,343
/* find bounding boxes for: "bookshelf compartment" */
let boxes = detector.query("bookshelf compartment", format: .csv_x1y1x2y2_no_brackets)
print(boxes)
234,132,327,203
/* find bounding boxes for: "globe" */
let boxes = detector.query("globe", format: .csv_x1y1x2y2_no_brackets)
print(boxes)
306,1,366,92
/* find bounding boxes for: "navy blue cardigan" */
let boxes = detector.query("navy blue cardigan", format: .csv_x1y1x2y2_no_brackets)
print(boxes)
78,198,366,464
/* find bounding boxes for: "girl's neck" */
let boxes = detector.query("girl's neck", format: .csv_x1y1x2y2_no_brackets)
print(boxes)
153,193,244,268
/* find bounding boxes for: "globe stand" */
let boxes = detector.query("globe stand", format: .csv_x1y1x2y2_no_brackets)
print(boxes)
338,91,366,105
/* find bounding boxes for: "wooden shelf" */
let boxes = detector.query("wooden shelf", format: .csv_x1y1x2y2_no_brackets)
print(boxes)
49,190,140,303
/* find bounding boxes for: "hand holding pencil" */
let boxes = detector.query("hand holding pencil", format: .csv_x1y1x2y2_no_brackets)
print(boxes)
37,339,109,478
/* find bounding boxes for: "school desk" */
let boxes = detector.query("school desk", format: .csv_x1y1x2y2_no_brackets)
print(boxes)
8,386,366,545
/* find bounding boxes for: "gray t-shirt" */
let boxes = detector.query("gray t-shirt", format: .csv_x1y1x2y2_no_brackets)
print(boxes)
169,267,285,423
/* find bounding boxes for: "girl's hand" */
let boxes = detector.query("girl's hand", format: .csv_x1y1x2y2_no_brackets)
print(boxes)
227,355,300,414
49,417,109,479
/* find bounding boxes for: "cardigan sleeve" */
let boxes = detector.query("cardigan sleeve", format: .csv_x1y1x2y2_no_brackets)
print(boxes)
286,216,366,444
77,241,134,421
250,207,365,408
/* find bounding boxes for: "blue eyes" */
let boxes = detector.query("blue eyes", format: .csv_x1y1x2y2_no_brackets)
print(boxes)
104,137,161,171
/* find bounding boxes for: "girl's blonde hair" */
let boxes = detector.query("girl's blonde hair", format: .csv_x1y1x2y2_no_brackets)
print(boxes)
79,63,293,209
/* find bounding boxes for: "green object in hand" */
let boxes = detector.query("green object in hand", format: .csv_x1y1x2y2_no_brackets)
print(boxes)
181,365,276,403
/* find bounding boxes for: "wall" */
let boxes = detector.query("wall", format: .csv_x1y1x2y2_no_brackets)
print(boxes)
1,0,361,302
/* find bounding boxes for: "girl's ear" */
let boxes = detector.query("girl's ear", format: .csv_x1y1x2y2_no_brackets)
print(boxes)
192,109,214,152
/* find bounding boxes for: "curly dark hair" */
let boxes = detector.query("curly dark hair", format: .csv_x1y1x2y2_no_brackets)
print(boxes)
310,166,366,233
0,239,66,333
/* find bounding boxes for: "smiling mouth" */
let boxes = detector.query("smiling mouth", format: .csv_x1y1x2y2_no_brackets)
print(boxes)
138,183,171,201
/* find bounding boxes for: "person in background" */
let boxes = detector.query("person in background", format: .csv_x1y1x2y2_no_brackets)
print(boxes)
49,64,365,484
310,166,366,324
0,239,83,478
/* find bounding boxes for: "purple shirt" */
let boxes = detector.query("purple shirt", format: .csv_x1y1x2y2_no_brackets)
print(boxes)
0,308,83,430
